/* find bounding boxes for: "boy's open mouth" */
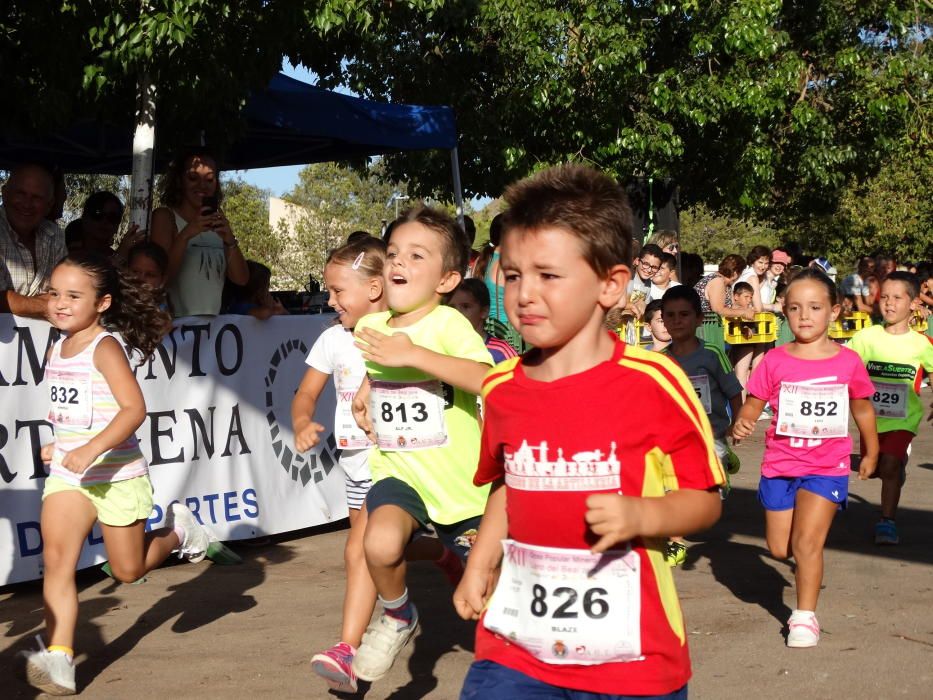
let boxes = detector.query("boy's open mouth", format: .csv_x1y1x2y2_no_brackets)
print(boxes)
391,274,408,284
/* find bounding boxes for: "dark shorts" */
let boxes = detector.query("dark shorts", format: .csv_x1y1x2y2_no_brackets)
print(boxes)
366,477,481,562
460,660,688,700
758,474,849,511
862,430,914,465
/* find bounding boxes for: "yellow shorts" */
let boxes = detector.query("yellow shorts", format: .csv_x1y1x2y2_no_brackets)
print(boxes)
43,475,155,527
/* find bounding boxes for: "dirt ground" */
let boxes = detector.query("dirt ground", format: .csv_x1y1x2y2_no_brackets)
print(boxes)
2,426,932,700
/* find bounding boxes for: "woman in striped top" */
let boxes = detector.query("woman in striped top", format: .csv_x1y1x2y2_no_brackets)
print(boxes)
20,253,214,696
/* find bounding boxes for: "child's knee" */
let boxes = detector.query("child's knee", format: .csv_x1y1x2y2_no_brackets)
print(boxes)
344,535,366,569
878,455,902,481
363,527,405,568
767,541,791,560
108,560,145,583
790,531,823,559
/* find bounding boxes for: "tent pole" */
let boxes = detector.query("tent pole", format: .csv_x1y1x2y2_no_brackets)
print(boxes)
130,72,156,233
450,147,464,228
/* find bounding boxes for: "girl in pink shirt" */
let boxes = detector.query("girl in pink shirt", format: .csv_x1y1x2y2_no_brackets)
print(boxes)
734,269,878,649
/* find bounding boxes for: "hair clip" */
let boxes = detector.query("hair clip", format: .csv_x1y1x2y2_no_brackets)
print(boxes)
351,252,365,270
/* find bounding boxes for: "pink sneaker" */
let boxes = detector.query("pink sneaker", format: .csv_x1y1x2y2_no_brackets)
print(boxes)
310,642,357,692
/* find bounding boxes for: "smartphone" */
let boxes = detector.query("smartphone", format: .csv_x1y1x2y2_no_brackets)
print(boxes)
201,194,218,216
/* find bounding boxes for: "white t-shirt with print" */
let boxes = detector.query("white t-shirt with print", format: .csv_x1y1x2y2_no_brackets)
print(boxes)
305,324,372,481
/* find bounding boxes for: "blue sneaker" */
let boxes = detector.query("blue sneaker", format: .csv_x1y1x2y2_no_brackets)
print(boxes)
874,520,899,545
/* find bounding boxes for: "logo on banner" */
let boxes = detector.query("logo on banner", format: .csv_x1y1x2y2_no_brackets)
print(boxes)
264,338,339,486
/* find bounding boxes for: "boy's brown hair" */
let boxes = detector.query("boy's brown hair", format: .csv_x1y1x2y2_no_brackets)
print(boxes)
394,205,470,277
499,164,633,276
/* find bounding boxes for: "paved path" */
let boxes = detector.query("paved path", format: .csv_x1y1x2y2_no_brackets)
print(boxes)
2,427,932,699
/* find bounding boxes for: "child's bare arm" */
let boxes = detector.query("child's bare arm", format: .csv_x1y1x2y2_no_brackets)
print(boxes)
355,327,490,395
585,489,722,554
732,395,767,442
851,397,879,479
291,368,328,452
351,376,374,439
454,481,507,620
728,394,744,428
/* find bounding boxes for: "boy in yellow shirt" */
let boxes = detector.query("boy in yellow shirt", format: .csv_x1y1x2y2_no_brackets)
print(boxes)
351,206,493,681
848,271,933,545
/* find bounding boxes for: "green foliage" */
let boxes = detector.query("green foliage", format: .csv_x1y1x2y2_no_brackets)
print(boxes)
221,178,282,278
2,1,928,263
0,1,441,154
823,147,933,265
275,161,406,288
679,204,781,265
305,0,929,222
63,174,128,220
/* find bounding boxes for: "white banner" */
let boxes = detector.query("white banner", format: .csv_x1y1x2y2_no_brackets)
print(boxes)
0,313,348,585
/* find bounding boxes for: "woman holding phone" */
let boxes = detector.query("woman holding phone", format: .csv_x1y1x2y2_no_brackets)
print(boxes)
150,148,248,317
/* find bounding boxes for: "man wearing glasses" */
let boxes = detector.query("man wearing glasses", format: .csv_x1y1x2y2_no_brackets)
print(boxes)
0,163,67,319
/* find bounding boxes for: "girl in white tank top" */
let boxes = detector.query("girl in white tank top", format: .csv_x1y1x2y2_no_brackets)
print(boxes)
21,253,216,696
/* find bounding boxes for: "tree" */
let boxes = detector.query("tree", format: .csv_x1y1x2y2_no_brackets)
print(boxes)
304,1,929,221
221,179,284,278
274,161,406,288
1,1,440,155
4,2,928,261
821,146,932,265
680,204,781,265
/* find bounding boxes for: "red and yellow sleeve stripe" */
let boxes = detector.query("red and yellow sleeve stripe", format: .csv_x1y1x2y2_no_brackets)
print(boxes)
618,345,726,486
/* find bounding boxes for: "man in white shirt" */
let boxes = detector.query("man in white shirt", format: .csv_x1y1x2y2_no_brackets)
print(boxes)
0,163,67,318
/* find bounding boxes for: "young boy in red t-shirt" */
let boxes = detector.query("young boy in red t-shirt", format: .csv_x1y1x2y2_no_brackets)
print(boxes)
453,164,725,699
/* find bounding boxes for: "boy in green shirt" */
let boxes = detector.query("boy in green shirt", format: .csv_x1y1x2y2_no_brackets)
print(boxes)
351,206,493,682
848,271,933,545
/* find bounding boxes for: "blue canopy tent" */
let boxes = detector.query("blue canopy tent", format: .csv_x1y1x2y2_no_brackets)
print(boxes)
0,72,463,214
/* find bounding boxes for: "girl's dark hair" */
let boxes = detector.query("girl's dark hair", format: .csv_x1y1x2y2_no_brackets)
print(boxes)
81,191,124,219
679,252,704,289
57,252,170,364
159,147,223,208
127,241,168,274
786,268,838,305
473,213,504,281
455,277,491,309
746,245,771,268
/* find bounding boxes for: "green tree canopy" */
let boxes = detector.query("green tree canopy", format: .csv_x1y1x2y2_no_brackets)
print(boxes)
304,1,929,220
3,2,928,260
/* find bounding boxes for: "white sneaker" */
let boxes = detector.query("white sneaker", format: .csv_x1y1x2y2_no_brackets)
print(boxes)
787,610,820,648
168,503,210,563
18,635,76,695
351,606,419,681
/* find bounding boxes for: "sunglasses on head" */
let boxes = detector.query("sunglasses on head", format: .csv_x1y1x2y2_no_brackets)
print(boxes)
89,209,122,225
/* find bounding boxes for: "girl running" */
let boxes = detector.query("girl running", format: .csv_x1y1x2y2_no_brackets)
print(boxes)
733,268,879,648
20,253,213,696
291,237,387,693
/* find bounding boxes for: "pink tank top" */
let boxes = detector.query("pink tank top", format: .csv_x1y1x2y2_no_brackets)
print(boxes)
46,331,148,486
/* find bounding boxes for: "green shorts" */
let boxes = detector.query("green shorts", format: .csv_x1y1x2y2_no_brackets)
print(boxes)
43,475,155,526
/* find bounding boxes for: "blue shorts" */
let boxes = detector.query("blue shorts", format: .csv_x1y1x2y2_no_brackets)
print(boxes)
758,474,849,511
366,477,481,562
461,660,688,700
